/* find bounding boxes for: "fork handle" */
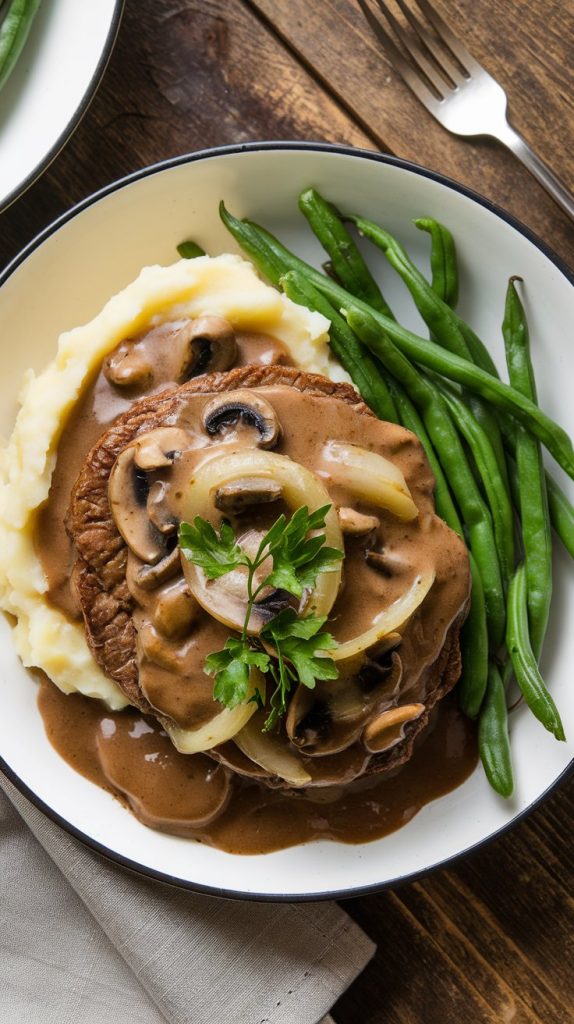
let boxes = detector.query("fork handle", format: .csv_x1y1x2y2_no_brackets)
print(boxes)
496,122,574,224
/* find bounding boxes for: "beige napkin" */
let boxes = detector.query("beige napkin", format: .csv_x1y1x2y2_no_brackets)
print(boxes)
0,775,375,1024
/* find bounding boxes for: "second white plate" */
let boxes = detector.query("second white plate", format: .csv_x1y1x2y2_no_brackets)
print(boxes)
0,0,123,212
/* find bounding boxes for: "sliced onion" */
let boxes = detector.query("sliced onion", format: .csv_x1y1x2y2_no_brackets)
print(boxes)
331,572,435,662
180,448,343,631
323,441,418,521
234,714,312,786
163,669,265,754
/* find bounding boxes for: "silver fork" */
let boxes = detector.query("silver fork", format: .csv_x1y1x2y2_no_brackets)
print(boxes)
357,0,574,223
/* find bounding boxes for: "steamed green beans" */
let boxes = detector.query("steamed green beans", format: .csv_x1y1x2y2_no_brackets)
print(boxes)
280,271,398,423
503,278,552,661
414,217,459,309
230,199,574,554
348,212,509,484
478,663,514,797
219,204,574,481
0,0,41,94
458,553,489,719
298,189,394,317
507,565,564,740
349,214,470,361
439,385,515,586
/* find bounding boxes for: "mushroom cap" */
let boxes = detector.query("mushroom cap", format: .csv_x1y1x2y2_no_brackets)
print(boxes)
108,447,168,564
179,316,237,380
201,389,281,449
103,339,154,389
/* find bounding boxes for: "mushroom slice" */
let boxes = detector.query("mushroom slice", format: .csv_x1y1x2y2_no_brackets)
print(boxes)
362,703,425,753
202,390,281,449
338,507,380,536
234,714,312,786
331,572,435,662
163,668,265,754
179,449,343,632
323,441,418,521
147,480,179,535
134,546,181,590
133,427,190,470
153,579,198,639
285,668,367,757
109,447,167,563
286,688,332,751
214,477,282,514
179,315,237,379
104,339,154,389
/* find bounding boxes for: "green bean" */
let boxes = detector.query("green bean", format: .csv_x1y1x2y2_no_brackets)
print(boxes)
414,217,459,309
298,189,394,317
0,0,41,93
387,378,463,537
350,214,469,357
353,312,574,477
439,385,515,586
219,206,574,481
506,564,564,740
454,316,500,379
478,662,514,798
347,306,505,650
503,278,552,661
177,240,206,259
349,213,510,484
501,419,574,559
219,202,286,284
458,553,489,718
546,472,574,559
280,271,398,423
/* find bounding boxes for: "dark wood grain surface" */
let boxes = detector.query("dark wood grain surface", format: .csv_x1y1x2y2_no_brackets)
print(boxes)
1,2,573,1022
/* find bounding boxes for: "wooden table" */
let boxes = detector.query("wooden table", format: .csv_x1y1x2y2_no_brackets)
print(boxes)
2,2,573,1021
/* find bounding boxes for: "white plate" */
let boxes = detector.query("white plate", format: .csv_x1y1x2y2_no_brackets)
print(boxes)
0,0,123,212
1,143,573,901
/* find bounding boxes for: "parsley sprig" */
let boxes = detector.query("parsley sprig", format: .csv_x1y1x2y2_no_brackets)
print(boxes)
179,505,342,730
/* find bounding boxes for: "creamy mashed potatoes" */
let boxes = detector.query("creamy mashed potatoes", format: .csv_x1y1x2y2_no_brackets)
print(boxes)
0,253,336,708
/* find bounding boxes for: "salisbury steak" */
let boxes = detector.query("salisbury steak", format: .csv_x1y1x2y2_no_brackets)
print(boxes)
68,364,470,785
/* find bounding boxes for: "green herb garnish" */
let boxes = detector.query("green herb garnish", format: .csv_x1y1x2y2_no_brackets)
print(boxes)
177,240,206,259
179,505,343,729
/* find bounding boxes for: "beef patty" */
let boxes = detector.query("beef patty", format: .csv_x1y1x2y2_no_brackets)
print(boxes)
67,364,469,783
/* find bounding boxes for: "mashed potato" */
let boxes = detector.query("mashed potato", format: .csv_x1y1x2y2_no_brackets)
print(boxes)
0,254,337,708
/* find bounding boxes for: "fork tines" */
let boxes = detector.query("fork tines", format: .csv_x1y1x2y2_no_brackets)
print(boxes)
357,0,479,107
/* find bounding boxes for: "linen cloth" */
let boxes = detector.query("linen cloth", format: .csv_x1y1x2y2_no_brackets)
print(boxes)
0,775,375,1024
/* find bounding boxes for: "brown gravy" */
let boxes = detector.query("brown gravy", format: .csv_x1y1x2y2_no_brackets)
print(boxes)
33,316,475,853
38,676,477,853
